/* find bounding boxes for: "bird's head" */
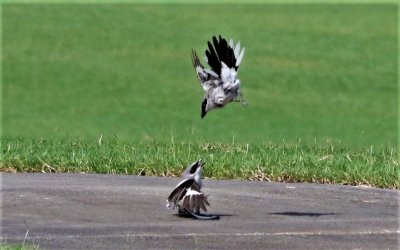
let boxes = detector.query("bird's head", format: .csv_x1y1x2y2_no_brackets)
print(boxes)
182,159,205,178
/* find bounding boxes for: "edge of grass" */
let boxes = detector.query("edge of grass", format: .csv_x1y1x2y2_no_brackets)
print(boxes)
1,137,398,189
1,0,399,4
0,245,38,250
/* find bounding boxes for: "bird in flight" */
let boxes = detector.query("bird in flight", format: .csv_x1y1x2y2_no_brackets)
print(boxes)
192,35,247,118
166,159,219,220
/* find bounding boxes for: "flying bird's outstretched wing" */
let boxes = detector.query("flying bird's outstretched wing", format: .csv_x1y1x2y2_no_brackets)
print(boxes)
191,50,220,93
205,35,245,77
191,50,212,83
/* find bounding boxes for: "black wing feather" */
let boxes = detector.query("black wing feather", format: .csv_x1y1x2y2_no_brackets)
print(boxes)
206,40,221,76
205,35,238,76
214,36,228,67
167,178,210,213
167,179,195,203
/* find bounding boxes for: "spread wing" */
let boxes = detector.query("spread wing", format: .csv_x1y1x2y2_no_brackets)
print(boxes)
180,185,210,213
205,35,245,77
166,178,209,213
191,50,220,92
192,50,218,82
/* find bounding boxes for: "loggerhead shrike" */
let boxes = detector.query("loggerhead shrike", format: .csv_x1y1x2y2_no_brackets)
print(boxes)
166,160,219,220
192,35,247,118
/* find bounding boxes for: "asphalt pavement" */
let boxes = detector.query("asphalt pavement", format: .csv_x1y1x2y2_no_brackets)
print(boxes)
1,173,399,249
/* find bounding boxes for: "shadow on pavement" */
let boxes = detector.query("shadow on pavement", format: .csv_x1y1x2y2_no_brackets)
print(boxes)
173,213,235,220
270,212,336,217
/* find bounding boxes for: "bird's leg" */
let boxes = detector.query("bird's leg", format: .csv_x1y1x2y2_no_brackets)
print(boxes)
239,89,248,107
241,98,248,107
234,91,247,107
178,206,187,215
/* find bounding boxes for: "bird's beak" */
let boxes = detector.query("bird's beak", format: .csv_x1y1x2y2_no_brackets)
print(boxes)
199,160,206,168
201,99,207,118
200,161,205,179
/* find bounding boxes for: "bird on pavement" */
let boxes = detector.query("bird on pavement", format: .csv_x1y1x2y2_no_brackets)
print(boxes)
191,35,247,118
166,159,219,220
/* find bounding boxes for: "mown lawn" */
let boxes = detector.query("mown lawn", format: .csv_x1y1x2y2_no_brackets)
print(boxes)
1,3,398,188
3,3,397,146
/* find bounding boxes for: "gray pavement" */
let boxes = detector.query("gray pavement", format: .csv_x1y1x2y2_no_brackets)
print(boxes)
1,173,399,249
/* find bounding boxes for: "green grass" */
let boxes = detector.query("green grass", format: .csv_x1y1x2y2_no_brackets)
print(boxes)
2,4,397,146
0,245,38,250
1,4,398,188
2,137,399,189
0,239,38,250
0,230,38,250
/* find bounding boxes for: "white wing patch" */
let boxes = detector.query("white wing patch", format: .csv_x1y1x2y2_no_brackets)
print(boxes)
203,68,219,78
220,62,237,83
229,38,234,48
234,42,240,58
236,47,245,67
195,66,207,79
185,188,202,196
